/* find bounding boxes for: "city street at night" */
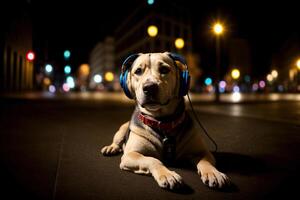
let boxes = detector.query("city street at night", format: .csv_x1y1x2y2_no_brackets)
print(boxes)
2,0,300,199
0,93,299,200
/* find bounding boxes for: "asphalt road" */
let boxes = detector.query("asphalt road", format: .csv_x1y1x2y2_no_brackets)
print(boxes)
0,95,299,200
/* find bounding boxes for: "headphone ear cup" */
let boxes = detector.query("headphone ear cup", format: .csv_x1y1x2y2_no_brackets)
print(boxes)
179,70,190,96
119,53,140,99
120,70,133,99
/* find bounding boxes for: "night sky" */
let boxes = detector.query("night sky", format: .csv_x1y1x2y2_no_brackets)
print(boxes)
7,0,300,78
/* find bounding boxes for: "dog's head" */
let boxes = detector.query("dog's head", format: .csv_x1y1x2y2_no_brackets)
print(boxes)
120,52,190,117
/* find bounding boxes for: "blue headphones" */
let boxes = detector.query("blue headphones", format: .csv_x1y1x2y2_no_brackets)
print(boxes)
119,53,190,99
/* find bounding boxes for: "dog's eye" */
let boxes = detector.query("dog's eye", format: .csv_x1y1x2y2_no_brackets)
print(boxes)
159,66,170,74
134,68,143,75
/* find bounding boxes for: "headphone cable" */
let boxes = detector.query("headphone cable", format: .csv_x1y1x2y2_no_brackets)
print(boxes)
187,93,218,153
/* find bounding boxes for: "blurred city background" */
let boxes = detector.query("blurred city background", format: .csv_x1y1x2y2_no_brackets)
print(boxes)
1,0,300,102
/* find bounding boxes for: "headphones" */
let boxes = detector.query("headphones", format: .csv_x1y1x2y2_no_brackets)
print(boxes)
119,53,190,99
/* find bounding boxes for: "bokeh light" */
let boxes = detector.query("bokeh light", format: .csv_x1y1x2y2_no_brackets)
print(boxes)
105,72,114,82
147,25,158,37
174,38,185,49
94,74,103,83
204,77,212,85
45,64,53,73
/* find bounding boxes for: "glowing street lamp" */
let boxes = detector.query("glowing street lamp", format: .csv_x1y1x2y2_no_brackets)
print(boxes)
79,64,90,76
231,69,240,80
147,25,158,37
297,59,300,70
64,50,71,59
64,65,71,74
45,64,53,73
213,23,224,35
266,74,273,82
175,38,185,50
93,74,102,83
271,70,278,78
105,72,114,82
212,22,225,102
147,0,155,5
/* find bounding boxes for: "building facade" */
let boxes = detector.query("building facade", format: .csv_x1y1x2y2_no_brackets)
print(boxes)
113,2,200,88
89,37,115,89
0,1,34,92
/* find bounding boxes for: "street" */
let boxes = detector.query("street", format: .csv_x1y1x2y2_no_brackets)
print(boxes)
0,93,300,200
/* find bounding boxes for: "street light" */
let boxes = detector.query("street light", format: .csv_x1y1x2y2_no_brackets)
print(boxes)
175,38,185,50
105,72,114,82
147,0,154,5
271,70,278,78
212,22,225,102
64,65,71,74
45,64,53,73
64,50,71,60
297,59,300,70
213,23,224,35
147,25,158,37
231,68,240,80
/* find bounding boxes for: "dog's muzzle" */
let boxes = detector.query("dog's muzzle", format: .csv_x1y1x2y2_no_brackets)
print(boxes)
143,82,158,97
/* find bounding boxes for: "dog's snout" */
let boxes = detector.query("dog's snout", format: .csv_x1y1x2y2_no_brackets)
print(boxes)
143,82,158,96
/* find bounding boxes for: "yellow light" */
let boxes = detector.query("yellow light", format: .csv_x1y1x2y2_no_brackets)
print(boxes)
105,72,114,82
213,23,223,35
297,59,300,70
147,25,158,37
231,69,240,80
43,77,51,86
174,38,185,49
271,70,278,78
267,74,273,82
79,64,90,76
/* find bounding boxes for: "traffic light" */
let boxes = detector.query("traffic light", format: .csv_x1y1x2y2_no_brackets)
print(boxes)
26,51,35,62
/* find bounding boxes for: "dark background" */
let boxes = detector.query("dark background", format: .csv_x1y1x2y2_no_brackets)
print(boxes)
2,0,300,77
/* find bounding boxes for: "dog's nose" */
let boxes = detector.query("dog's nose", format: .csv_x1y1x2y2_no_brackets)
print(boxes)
143,83,158,96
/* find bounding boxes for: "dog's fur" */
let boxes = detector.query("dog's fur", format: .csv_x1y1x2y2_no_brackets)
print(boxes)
101,52,229,189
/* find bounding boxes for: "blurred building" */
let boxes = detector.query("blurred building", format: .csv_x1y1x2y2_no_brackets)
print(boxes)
271,34,300,91
89,37,115,90
226,38,252,79
113,1,201,88
0,1,34,92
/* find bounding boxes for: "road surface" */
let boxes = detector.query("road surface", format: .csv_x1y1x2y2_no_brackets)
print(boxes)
0,93,299,199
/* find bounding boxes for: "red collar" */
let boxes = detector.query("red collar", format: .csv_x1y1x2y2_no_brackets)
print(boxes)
137,111,186,133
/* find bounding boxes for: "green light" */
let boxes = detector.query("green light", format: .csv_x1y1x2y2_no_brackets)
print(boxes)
64,65,71,74
64,50,71,59
204,77,212,85
147,0,154,5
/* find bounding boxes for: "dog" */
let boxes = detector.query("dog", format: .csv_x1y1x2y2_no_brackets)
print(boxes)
101,52,229,190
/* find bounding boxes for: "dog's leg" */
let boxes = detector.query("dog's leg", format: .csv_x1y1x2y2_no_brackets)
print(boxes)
101,121,129,156
194,151,229,188
120,151,183,189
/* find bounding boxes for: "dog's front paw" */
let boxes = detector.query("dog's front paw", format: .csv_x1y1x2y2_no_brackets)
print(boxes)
153,167,183,190
200,168,230,189
101,143,122,156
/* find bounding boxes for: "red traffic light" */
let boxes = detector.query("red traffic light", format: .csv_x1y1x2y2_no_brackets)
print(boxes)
26,51,35,62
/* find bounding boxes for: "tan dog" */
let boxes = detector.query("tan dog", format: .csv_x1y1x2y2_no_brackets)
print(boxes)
101,52,229,190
